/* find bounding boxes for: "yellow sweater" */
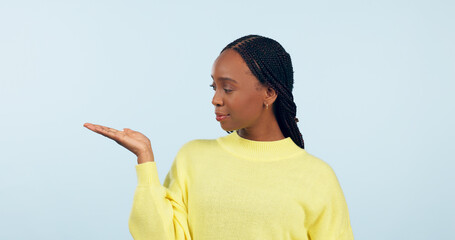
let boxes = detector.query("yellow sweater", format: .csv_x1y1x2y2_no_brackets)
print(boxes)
129,130,354,240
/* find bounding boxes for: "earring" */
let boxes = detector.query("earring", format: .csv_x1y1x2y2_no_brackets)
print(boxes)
265,103,269,109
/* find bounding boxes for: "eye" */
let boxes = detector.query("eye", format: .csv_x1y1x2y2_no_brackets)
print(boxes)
210,84,232,93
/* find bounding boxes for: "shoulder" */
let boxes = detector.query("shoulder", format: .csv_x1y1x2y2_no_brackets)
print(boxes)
181,138,218,149
300,150,341,186
172,138,219,164
170,138,219,172
295,151,348,207
176,138,218,155
302,151,335,172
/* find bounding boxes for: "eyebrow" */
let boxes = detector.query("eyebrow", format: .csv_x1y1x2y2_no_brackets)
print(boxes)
210,75,238,83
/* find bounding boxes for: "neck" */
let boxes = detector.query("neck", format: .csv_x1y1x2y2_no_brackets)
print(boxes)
237,111,284,141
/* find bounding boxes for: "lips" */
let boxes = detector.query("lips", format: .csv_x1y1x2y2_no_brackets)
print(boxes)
215,112,230,121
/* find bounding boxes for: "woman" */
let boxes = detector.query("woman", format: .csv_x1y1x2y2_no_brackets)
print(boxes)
84,35,354,240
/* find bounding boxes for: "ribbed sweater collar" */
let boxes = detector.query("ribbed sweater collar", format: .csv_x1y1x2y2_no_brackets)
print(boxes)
216,130,305,161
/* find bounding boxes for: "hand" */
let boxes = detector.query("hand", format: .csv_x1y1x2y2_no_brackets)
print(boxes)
83,123,154,163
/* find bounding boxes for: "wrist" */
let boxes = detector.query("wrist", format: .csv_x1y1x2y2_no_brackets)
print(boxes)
137,149,154,164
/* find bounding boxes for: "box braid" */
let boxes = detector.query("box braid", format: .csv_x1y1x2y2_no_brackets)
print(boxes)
221,35,305,149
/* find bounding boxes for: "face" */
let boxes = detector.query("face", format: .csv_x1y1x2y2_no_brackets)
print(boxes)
211,49,267,131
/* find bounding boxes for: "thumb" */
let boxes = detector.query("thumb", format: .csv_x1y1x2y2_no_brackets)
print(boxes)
123,128,134,134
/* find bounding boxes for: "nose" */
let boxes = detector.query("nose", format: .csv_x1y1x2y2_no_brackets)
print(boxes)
211,90,223,107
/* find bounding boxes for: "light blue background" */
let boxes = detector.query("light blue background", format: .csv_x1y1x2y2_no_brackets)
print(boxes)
1,1,454,239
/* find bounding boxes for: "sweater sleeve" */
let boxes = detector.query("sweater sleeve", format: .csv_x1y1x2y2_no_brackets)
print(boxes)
307,165,354,240
128,156,192,240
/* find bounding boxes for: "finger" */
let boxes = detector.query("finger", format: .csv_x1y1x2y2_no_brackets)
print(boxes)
86,123,118,133
95,125,120,136
84,123,102,132
97,125,119,133
86,124,121,140
96,129,119,140
84,123,99,132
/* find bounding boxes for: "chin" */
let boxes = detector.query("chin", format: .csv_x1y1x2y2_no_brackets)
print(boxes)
219,124,237,132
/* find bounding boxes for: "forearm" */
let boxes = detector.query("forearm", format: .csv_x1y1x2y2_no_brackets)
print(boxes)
129,158,192,240
129,162,174,240
129,185,173,240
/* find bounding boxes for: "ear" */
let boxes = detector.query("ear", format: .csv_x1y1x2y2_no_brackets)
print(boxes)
264,85,278,106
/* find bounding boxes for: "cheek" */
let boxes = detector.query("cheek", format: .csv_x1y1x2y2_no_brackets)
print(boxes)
229,93,263,119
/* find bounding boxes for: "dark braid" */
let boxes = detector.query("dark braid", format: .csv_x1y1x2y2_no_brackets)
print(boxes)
220,35,305,149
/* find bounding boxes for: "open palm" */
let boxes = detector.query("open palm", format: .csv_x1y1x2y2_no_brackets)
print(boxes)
83,123,154,161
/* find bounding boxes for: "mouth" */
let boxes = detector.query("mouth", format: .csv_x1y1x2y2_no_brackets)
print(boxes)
216,114,230,121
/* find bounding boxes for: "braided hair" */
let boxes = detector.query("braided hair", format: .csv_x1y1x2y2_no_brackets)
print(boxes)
220,34,305,149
